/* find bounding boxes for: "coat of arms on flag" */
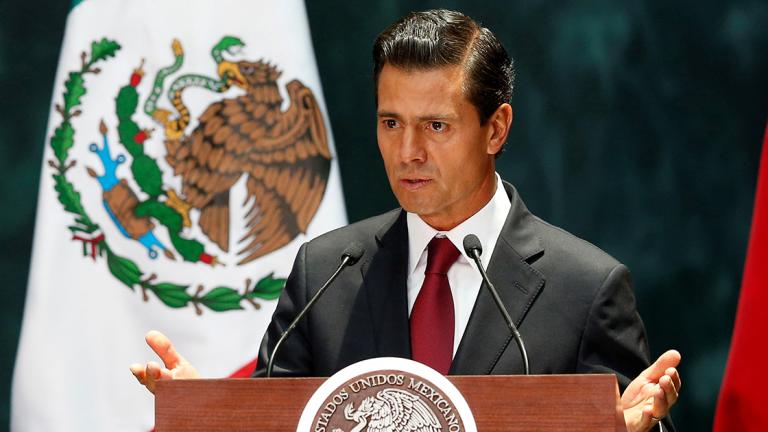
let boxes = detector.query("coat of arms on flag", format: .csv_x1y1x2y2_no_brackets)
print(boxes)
49,35,331,313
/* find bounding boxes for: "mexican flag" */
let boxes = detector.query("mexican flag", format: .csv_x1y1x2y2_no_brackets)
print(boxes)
713,125,768,431
12,0,347,430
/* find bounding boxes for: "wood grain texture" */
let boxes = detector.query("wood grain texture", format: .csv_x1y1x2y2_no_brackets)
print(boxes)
155,374,627,431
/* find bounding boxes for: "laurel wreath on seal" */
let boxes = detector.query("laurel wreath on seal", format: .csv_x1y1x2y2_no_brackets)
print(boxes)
48,38,286,315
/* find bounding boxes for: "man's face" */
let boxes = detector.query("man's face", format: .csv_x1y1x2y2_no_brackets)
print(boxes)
376,64,504,230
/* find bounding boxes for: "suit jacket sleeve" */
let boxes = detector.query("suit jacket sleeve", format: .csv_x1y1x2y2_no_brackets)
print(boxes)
576,263,675,432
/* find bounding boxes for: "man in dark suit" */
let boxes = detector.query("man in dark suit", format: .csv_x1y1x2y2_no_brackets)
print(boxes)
131,9,681,432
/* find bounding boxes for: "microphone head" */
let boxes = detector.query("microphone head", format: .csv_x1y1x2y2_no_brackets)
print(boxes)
462,234,483,257
341,241,365,265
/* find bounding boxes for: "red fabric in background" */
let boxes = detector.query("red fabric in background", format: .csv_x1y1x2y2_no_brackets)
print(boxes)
713,125,768,431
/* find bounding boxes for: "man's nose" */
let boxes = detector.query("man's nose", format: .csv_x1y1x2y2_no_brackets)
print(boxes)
399,127,426,163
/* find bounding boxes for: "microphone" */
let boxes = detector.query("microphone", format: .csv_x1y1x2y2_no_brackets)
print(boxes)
266,242,365,378
463,234,530,375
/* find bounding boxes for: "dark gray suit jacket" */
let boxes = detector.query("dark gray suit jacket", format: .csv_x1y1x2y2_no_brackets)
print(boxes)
255,181,674,431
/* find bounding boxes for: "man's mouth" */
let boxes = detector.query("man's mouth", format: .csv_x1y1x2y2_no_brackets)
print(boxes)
399,178,432,191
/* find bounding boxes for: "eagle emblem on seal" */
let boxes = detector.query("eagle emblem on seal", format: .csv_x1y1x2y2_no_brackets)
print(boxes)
338,389,442,432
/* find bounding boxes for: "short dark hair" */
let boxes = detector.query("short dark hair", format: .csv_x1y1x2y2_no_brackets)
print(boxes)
372,9,515,124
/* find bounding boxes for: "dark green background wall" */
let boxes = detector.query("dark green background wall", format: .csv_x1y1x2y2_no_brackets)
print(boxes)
2,1,767,430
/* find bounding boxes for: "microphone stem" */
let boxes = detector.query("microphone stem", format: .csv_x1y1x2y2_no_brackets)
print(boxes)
471,251,530,375
266,255,352,378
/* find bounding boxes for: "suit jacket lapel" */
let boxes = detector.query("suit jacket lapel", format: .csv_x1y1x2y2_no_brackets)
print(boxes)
362,210,411,359
450,182,546,375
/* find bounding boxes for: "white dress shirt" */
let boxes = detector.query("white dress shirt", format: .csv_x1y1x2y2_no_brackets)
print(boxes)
406,174,511,356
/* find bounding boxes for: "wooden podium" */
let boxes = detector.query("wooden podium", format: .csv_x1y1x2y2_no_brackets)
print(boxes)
156,374,627,431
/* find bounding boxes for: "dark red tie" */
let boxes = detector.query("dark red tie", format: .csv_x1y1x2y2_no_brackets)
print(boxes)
410,236,460,374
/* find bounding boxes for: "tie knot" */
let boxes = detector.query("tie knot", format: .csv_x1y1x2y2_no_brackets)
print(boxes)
425,237,460,275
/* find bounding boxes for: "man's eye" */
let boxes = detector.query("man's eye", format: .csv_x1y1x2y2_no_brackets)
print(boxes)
429,121,445,132
384,119,398,128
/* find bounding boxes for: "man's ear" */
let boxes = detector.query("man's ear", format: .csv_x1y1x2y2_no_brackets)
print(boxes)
487,103,513,156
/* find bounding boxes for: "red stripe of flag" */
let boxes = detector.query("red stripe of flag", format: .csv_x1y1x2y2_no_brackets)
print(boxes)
713,124,768,431
228,357,258,378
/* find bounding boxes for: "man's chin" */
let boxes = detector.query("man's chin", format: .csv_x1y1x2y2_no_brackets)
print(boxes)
397,200,438,217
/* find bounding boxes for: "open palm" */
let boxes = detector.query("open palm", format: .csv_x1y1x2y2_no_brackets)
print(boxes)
621,350,681,432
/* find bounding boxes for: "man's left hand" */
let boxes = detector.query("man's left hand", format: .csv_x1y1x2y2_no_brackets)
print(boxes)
621,349,681,432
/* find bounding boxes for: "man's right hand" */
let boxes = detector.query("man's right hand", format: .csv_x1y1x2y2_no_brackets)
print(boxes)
129,330,200,394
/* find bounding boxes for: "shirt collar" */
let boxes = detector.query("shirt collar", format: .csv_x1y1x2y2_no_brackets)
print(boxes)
406,174,511,275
